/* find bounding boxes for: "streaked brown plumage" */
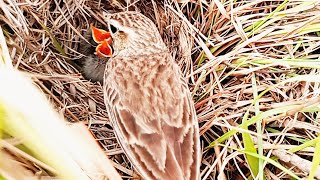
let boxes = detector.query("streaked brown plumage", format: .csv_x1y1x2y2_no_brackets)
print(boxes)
93,11,200,179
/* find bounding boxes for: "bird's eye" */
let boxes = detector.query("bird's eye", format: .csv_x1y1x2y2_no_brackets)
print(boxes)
109,24,118,34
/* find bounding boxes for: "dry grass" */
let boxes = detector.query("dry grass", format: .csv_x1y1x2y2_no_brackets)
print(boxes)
1,0,320,179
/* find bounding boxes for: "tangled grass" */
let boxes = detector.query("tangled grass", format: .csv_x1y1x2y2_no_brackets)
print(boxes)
1,0,320,179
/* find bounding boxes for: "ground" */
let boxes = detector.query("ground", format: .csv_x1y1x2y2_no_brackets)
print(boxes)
0,0,320,179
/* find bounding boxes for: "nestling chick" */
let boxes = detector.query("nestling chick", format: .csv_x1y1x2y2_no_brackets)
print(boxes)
77,25,112,83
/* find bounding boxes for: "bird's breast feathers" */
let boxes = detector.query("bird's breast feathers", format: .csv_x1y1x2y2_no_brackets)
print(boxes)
103,52,200,180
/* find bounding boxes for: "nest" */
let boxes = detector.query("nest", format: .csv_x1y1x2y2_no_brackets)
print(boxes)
1,0,320,179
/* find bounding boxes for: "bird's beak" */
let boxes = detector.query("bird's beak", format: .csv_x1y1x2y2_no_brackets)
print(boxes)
91,24,113,57
96,39,113,58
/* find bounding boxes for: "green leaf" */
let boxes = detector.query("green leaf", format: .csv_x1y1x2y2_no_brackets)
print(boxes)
40,23,66,56
245,0,288,35
267,128,308,144
242,129,259,177
209,104,302,146
210,74,320,147
289,138,317,153
308,136,320,180
237,148,300,180
226,144,300,179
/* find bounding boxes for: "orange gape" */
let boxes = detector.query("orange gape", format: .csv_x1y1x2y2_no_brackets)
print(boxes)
91,24,113,57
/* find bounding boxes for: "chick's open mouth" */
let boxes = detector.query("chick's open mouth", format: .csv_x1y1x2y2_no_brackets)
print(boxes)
91,24,113,58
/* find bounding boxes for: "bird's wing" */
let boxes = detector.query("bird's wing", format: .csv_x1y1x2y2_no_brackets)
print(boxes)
103,54,200,180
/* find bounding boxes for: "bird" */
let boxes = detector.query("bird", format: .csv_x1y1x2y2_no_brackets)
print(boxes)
77,24,112,83
87,11,201,180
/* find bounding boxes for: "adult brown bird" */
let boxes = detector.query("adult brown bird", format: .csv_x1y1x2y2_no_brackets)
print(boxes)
83,11,201,180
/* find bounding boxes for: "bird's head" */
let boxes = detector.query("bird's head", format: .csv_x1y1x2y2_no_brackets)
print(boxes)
91,12,167,58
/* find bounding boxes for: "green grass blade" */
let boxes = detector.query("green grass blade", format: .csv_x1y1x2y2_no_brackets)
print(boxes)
245,0,288,35
240,73,259,178
289,138,317,153
252,73,265,179
40,23,66,56
239,149,300,180
267,128,308,144
308,136,320,180
210,104,301,146
224,145,300,179
242,130,259,177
